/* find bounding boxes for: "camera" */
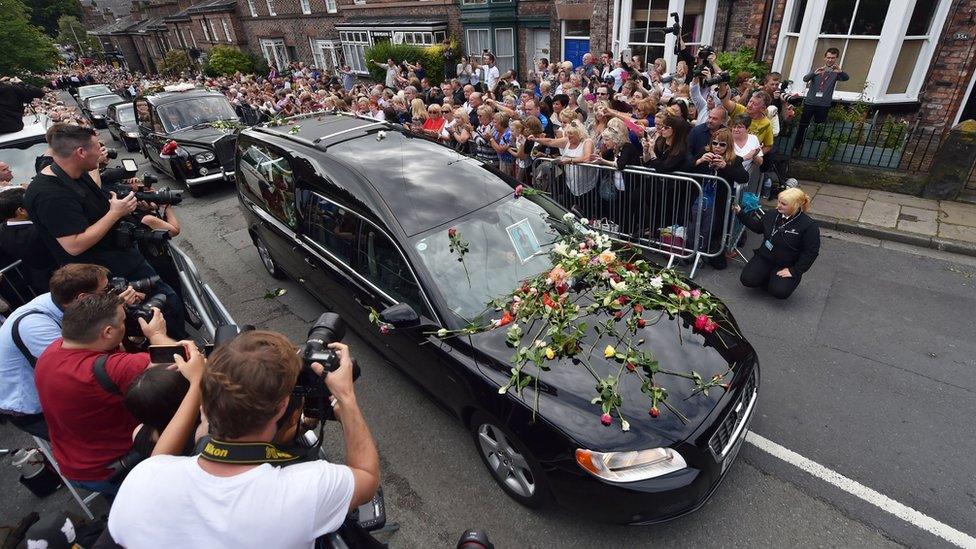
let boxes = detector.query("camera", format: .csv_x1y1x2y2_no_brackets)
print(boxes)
124,292,166,333
108,274,160,294
703,71,731,86
780,79,793,92
664,12,681,36
114,219,172,249
117,187,184,206
660,75,675,85
106,148,118,160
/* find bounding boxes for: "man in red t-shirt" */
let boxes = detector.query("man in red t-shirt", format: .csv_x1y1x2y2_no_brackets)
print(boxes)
35,292,175,495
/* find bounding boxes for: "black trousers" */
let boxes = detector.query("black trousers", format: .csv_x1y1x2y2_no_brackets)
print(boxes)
792,104,829,151
740,254,801,299
9,413,49,440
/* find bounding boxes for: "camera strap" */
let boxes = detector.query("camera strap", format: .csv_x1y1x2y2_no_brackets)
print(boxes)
199,438,304,465
49,161,92,198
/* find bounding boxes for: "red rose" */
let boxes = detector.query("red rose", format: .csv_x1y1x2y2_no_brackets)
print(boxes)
600,413,612,426
498,310,513,327
637,318,646,328
649,406,660,418
379,324,390,335
626,362,636,372
448,227,457,238
609,273,622,283
160,140,179,156
613,311,624,320
542,293,558,309
617,295,630,305
633,303,643,313
694,314,709,331
555,282,568,295
514,184,524,198
624,262,636,271
520,283,530,293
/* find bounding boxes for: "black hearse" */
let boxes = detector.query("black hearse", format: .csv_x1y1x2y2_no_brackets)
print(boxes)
134,86,240,196
234,112,759,523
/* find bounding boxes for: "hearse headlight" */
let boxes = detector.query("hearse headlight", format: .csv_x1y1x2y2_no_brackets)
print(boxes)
194,151,216,164
93,114,104,119
126,131,140,138
575,447,687,482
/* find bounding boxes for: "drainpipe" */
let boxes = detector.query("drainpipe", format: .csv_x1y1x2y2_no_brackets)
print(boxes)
721,0,734,51
610,0,621,56
755,0,774,61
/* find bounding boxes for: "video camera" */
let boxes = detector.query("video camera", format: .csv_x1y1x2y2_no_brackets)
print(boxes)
107,274,160,294
114,218,171,249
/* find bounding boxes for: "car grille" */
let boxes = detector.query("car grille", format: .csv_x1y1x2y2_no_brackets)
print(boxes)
214,135,236,172
708,367,758,461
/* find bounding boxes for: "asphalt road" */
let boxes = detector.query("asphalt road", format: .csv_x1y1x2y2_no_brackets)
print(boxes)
2,115,975,548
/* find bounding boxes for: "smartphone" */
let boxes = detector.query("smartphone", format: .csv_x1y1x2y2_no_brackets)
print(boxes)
149,344,189,363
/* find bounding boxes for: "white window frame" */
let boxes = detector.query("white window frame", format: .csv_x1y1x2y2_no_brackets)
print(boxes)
209,19,219,43
246,0,257,17
222,19,232,42
956,70,976,126
200,20,210,42
300,0,311,15
772,0,953,103
465,28,491,58
310,39,341,70
494,27,515,74
326,0,337,13
616,0,718,71
339,31,369,74
261,38,287,70
266,0,276,16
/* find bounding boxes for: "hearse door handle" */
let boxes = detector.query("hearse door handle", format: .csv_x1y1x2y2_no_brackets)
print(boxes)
303,256,317,269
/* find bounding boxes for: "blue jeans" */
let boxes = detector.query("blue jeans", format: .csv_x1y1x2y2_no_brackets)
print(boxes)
71,478,120,498
127,260,188,340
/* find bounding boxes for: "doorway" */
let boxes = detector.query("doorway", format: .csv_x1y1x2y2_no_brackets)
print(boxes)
526,28,550,75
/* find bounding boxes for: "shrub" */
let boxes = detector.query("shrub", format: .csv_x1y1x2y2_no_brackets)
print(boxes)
204,45,254,76
364,40,460,86
160,49,193,76
715,47,769,80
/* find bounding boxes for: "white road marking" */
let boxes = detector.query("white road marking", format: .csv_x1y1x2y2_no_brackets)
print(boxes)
746,432,976,549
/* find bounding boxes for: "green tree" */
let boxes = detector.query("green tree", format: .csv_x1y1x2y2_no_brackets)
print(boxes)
204,45,254,76
0,0,59,76
160,49,194,76
28,0,79,36
55,15,99,56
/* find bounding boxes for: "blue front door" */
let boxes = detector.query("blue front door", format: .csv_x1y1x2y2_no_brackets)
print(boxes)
564,38,589,70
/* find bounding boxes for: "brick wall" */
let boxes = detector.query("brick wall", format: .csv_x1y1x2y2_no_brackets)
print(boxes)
547,0,610,65
918,0,976,128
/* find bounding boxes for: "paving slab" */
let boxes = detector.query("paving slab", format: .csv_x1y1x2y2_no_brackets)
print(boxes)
815,183,871,201
866,190,940,210
938,223,976,244
938,200,976,228
896,206,938,236
808,194,864,220
858,199,900,228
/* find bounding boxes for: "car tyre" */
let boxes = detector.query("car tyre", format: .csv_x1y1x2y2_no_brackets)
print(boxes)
254,234,286,279
469,411,550,509
187,184,205,198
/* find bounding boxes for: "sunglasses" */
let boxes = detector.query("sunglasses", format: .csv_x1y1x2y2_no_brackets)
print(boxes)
596,91,609,96
710,141,728,147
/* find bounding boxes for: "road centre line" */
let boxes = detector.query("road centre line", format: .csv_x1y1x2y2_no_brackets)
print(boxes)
745,432,976,548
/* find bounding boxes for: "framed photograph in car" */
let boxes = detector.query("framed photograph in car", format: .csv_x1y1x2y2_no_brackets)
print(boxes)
506,218,541,263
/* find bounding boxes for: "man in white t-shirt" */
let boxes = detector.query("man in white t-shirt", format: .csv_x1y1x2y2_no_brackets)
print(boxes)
481,53,500,91
108,331,380,549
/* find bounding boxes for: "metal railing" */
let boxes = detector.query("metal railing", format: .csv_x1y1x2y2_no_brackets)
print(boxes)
531,158,734,277
0,260,39,312
169,243,236,340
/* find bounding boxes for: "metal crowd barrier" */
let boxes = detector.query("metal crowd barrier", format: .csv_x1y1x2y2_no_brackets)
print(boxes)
531,158,735,278
0,259,38,313
169,243,236,340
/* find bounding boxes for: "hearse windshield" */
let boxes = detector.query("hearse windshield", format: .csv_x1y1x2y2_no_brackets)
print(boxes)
157,96,237,132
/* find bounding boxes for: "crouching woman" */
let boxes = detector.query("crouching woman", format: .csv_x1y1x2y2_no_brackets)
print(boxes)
732,187,820,299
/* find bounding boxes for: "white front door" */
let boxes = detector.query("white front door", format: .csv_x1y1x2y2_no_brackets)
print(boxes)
527,28,550,73
261,38,287,71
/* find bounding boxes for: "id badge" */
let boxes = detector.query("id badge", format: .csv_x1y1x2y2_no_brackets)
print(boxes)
763,239,774,251
815,90,824,98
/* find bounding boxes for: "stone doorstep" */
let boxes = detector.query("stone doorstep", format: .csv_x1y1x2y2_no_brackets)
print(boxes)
815,183,871,201
808,194,865,221
938,200,976,228
811,214,976,258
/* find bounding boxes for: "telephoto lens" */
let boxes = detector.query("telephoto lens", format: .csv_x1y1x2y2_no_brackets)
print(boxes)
108,275,160,294
125,293,167,333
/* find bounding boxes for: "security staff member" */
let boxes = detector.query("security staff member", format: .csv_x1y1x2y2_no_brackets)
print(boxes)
733,187,820,299
23,124,187,338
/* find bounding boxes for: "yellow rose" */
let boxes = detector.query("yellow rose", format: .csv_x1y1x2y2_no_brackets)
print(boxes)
598,250,616,265
603,345,616,358
545,347,555,360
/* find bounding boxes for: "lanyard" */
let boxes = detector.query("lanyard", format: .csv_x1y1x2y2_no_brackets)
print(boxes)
769,213,799,240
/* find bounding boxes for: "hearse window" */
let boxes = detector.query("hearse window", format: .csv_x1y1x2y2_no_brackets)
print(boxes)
238,142,297,229
135,100,151,127
357,225,428,316
300,190,361,265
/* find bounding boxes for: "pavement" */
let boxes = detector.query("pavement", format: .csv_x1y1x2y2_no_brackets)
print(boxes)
3,114,976,548
791,181,976,257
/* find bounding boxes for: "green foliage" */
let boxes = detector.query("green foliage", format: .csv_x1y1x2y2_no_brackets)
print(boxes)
204,45,254,76
247,52,269,76
55,15,99,56
364,40,460,86
715,47,769,80
29,0,79,36
160,49,193,76
0,0,59,76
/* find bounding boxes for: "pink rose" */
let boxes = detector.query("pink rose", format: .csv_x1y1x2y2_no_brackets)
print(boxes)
691,289,701,299
514,184,524,198
600,413,612,426
448,227,457,238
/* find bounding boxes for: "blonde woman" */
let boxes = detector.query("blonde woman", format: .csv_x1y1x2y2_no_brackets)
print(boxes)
732,187,820,299
529,121,597,213
409,98,428,124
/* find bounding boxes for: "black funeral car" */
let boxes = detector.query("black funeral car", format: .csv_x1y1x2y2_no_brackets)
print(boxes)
235,114,759,524
81,93,125,128
106,101,140,152
134,87,240,196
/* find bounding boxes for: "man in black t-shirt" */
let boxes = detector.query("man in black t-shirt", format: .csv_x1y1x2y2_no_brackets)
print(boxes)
24,124,187,338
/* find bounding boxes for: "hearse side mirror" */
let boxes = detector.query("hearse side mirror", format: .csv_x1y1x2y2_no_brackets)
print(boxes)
379,302,420,329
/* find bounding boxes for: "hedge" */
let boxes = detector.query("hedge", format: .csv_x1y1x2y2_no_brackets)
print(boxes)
204,45,255,77
364,40,460,87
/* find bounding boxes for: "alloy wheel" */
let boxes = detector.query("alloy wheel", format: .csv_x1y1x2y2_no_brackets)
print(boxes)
477,423,536,498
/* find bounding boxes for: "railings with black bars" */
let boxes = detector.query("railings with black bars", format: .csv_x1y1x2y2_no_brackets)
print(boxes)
532,158,734,278
0,260,39,313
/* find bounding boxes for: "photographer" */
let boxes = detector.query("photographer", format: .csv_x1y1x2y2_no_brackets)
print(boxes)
23,124,187,339
108,331,380,547
0,187,57,292
34,292,173,495
0,77,45,134
794,48,849,151
0,264,143,440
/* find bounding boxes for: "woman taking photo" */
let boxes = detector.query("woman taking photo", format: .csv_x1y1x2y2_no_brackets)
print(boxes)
731,114,763,188
457,55,473,86
528,121,597,211
691,127,748,266
732,187,820,299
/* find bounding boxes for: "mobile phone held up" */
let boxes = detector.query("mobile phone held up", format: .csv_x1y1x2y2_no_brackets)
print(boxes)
149,344,189,364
